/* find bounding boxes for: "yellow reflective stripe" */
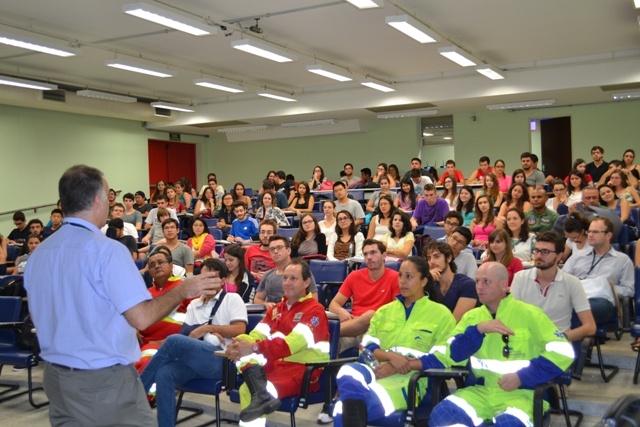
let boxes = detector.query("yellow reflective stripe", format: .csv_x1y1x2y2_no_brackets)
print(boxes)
500,406,533,427
389,346,427,358
362,334,380,347
292,323,317,349
163,311,186,325
141,348,158,358
545,341,575,359
447,395,484,426
470,356,530,374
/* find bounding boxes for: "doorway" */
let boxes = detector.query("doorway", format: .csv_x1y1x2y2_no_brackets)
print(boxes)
534,116,572,179
147,139,197,196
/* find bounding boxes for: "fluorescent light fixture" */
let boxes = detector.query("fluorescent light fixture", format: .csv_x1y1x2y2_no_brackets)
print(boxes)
476,64,505,80
385,15,440,43
231,39,297,63
377,109,438,119
423,132,434,137
193,78,244,93
123,2,214,36
486,99,556,110
0,31,80,57
257,88,297,102
438,46,477,67
306,64,352,82
151,101,195,112
0,75,58,90
105,59,175,77
612,91,640,100
345,0,383,9
282,119,336,128
218,125,270,133
77,89,137,102
360,77,395,92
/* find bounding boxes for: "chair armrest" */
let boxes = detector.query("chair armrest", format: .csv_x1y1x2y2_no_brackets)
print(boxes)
0,321,25,330
298,357,359,408
302,357,359,369
407,368,469,420
533,380,558,427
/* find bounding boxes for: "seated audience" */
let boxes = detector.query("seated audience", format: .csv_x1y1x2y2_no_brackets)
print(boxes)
470,194,502,249
511,168,527,189
621,149,640,186
140,258,247,427
122,193,143,230
7,211,29,245
566,170,588,207
439,175,458,210
194,187,217,219
425,241,479,321
482,228,523,285
610,170,640,208
186,218,216,260
7,234,41,274
255,192,289,227
333,181,366,226
511,231,596,342
327,211,364,261
309,165,326,190
318,200,337,240
394,178,418,212
106,218,138,259
381,211,414,259
228,201,259,244
231,182,252,208
150,179,167,204
286,181,315,215
244,219,277,282
447,226,477,279
145,195,179,230
599,183,631,223
466,156,493,184
587,145,610,185
215,193,236,239
561,211,592,261
254,235,319,307
525,188,558,233
455,185,476,226
497,183,531,220
366,176,396,213
493,159,512,194
410,184,449,231
291,213,327,258
224,244,257,303
332,256,454,427
141,208,170,249
409,169,433,195
166,186,186,213
546,180,568,212
101,203,137,237
437,159,465,184
174,179,192,211
596,159,624,187
506,208,535,262
151,219,194,274
134,190,153,218
521,151,546,190
477,172,503,208
367,195,395,241
43,208,64,239
372,162,397,188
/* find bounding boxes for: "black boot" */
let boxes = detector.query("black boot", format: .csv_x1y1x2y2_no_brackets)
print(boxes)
239,365,281,422
341,399,367,427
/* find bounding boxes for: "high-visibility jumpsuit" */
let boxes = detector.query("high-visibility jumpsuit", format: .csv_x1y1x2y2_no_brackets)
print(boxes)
423,295,575,427
334,295,456,426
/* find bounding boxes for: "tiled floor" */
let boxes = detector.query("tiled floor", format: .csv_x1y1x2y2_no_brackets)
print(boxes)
2,334,636,426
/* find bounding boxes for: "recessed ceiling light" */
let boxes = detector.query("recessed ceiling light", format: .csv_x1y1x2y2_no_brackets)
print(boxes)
345,0,383,9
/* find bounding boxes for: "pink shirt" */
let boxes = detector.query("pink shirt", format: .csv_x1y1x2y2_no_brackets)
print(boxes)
497,175,512,193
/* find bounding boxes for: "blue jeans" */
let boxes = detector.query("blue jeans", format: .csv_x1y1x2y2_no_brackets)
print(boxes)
140,334,224,427
588,297,616,324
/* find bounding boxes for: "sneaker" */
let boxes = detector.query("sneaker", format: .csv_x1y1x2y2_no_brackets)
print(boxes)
317,411,334,424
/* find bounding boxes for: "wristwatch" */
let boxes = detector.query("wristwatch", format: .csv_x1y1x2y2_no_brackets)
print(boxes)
252,344,259,353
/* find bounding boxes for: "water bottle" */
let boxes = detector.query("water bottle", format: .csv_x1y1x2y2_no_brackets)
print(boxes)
348,243,354,258
361,348,379,370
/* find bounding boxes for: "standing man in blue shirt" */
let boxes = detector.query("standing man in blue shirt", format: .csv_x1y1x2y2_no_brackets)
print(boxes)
25,164,221,427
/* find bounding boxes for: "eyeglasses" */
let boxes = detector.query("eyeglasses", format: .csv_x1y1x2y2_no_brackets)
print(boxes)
502,334,510,359
531,248,557,256
337,217,350,222
587,230,607,234
268,245,286,253
301,220,314,225
444,221,460,227
149,259,168,269
448,236,466,246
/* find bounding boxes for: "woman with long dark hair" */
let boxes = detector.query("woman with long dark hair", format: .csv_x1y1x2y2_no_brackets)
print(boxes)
482,228,523,285
394,178,418,212
382,211,414,259
224,244,257,303
291,213,327,258
327,211,363,261
505,208,535,262
455,186,476,226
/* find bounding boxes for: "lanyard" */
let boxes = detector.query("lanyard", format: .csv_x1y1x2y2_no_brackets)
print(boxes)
64,221,92,232
586,251,607,276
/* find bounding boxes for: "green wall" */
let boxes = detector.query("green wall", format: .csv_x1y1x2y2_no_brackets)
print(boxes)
452,100,640,177
2,99,638,234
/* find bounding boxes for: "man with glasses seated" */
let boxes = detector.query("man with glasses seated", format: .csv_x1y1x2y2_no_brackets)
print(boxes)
511,231,596,341
447,226,477,280
411,262,574,427
253,234,319,308
562,217,634,324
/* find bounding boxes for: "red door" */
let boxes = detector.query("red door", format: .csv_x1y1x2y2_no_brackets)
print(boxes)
147,139,196,196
